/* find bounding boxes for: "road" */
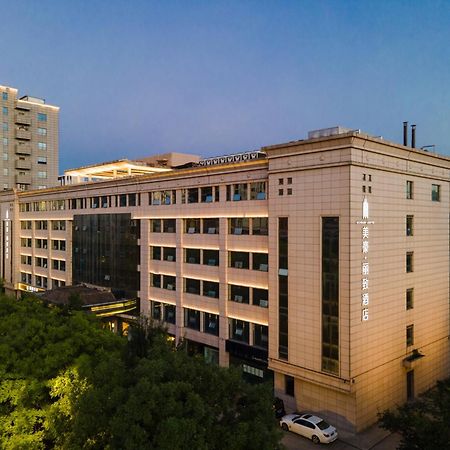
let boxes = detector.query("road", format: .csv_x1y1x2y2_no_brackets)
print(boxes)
281,430,401,450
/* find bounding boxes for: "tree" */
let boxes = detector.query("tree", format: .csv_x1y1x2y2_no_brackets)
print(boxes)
0,295,281,449
379,378,450,450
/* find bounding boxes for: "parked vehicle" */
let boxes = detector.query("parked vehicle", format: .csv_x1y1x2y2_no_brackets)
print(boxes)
279,413,338,444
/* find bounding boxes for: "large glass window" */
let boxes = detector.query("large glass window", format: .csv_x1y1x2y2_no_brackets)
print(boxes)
253,288,268,308
252,217,268,235
151,301,162,321
163,275,176,291
229,284,250,304
185,278,201,295
229,319,249,343
228,251,249,269
164,304,176,324
151,246,162,260
163,247,176,262
151,273,161,288
185,218,200,234
250,182,266,200
254,324,268,348
322,217,339,374
201,186,215,203
202,218,219,234
232,183,248,201
252,253,268,271
203,280,219,298
163,219,176,233
204,313,219,336
203,249,219,266
185,248,200,264
229,218,249,235
185,308,201,331
151,219,161,233
185,188,199,203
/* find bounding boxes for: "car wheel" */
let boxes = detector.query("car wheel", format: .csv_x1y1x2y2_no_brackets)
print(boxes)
281,423,289,432
311,435,320,444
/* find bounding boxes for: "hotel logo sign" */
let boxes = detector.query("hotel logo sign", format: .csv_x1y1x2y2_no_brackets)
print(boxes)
357,197,374,321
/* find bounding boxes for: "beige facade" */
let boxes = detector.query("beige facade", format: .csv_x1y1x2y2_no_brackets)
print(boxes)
0,85,59,191
0,130,448,433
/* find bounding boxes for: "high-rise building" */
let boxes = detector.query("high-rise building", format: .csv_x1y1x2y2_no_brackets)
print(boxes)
0,85,59,191
0,127,448,433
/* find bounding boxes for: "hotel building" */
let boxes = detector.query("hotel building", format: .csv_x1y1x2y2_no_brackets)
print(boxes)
0,85,59,191
0,127,448,432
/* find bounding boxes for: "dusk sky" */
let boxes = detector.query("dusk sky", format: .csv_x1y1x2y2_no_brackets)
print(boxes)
1,0,449,171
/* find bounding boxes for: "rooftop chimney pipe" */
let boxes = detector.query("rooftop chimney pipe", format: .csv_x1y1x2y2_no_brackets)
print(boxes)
403,121,408,146
411,124,416,148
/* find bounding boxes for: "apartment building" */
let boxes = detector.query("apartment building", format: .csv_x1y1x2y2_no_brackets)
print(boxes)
0,128,448,432
0,85,59,191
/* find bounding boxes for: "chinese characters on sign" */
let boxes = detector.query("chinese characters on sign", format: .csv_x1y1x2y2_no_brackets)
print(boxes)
357,197,374,321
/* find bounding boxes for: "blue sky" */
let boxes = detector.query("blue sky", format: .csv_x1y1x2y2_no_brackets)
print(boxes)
1,0,449,170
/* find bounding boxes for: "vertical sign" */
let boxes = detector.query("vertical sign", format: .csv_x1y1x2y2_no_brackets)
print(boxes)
357,197,374,321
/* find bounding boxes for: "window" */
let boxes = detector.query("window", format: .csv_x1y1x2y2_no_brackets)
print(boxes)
202,218,219,234
35,257,48,268
406,288,414,310
35,275,48,289
151,301,162,321
36,220,48,230
185,218,200,234
406,180,413,199
250,182,266,200
253,288,269,308
279,189,283,196
184,308,201,331
185,278,201,295
229,251,249,269
21,238,32,248
431,184,440,201
150,273,161,288
278,178,284,185
163,219,176,233
2,107,7,115
232,183,248,201
253,253,268,271
37,127,47,136
185,188,199,204
20,220,32,230
151,246,162,260
2,122,7,131
162,275,176,290
406,252,414,273
37,171,47,179
229,284,250,304
3,168,8,176
229,218,249,235
407,370,415,401
151,219,161,233
185,248,200,264
287,188,292,195
204,313,219,336
229,319,249,343
285,375,295,396
52,240,66,251
151,190,175,205
52,220,66,231
406,215,413,236
37,113,47,122
287,177,292,185
21,272,32,284
201,186,215,203
163,247,176,262
128,193,137,207
2,153,7,161
119,194,127,207
252,217,268,235
21,255,32,265
203,280,219,298
254,324,269,348
37,156,47,164
35,238,48,249
38,142,47,151
203,249,219,266
164,304,176,324
2,92,7,101
406,325,414,347
2,137,7,146
52,259,66,271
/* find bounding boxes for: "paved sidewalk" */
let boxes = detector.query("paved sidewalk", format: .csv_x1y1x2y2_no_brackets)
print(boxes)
338,424,400,450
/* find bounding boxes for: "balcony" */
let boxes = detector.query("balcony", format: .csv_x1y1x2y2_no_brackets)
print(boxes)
15,173,32,185
15,128,31,140
15,142,32,155
15,112,31,125
15,159,31,170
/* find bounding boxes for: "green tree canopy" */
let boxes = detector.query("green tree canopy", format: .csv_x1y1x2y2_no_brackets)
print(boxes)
0,296,281,449
379,377,450,450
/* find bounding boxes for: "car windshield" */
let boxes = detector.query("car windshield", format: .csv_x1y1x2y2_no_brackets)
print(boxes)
317,420,331,430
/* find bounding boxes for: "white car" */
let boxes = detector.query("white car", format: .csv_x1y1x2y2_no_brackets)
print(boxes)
279,413,338,444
